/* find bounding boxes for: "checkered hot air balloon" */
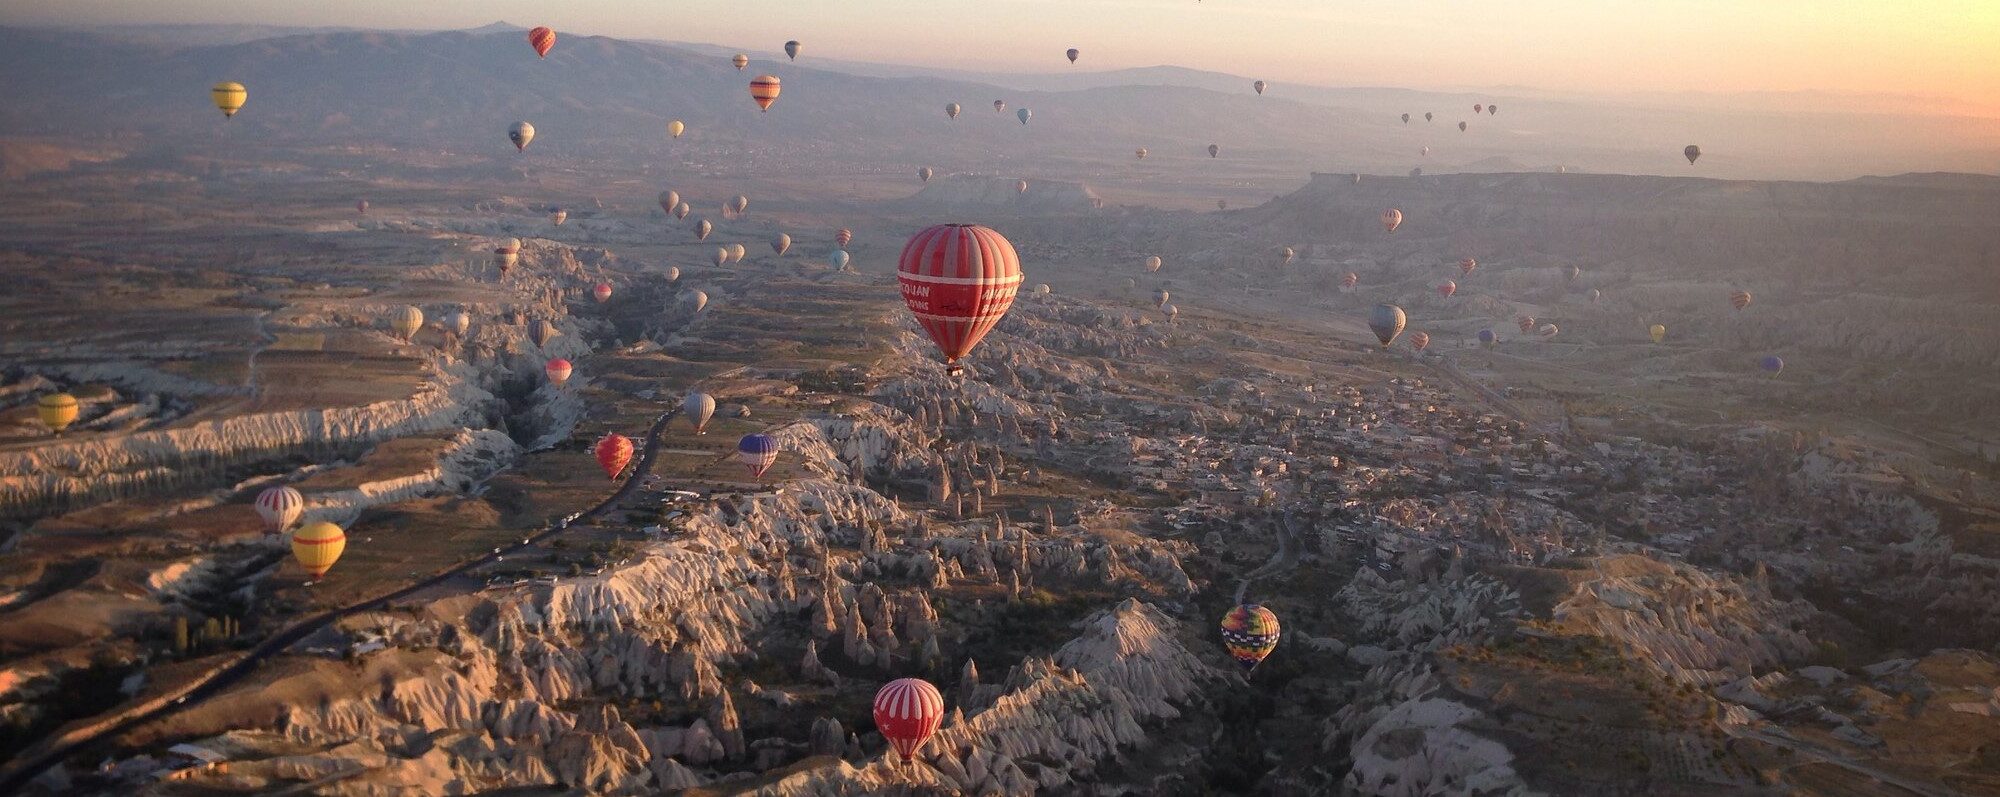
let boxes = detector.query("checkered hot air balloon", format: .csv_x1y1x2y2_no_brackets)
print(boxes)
1220,604,1280,671
896,224,1023,377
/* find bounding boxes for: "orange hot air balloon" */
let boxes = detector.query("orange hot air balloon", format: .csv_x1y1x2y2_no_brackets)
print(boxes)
1341,271,1359,290
527,27,556,58
750,76,782,111
1380,208,1403,232
595,433,634,480
545,357,572,387
1409,331,1431,352
291,521,346,579
897,224,1023,377
592,282,613,303
1459,257,1477,275
1731,290,1753,311
836,228,853,248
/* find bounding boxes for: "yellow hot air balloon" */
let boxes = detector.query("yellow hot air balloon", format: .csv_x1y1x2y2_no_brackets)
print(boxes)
38,393,79,433
291,521,347,579
390,306,424,342
1649,324,1667,343
211,81,247,118
668,120,686,139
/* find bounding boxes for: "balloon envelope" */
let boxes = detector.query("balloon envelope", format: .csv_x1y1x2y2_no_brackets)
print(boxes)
509,122,535,152
37,393,79,432
1220,604,1280,671
595,433,634,479
211,81,247,118
545,358,572,387
527,27,555,58
750,76,782,111
829,249,851,270
738,433,779,478
1685,145,1702,164
897,224,1023,375
784,40,801,60
1761,355,1784,373
873,678,945,762
1017,108,1032,125
255,486,304,534
1649,324,1667,343
1380,208,1403,232
1368,304,1407,347
292,521,346,578
682,392,716,434
667,120,685,139
770,233,791,256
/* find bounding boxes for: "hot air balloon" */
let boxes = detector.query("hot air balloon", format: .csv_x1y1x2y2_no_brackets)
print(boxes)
713,248,730,268
1161,302,1179,321
784,40,802,60
675,202,691,220
1437,280,1457,298
738,433,778,478
494,241,520,274
1474,103,1484,114
550,208,567,225
994,99,1006,112
836,228,853,248
1145,256,1162,273
945,103,961,120
731,195,750,215
292,521,345,579
1731,290,1753,311
1217,200,1228,211
1401,113,1410,124
1589,288,1601,302
897,224,1023,377
1253,80,1267,95
1341,272,1359,291
1409,331,1431,352
530,319,558,347
1567,265,1582,282
545,358,572,387
1458,121,1468,132
830,249,851,271
1422,146,1430,157
1538,323,1559,339
1368,304,1406,346
442,311,469,337
668,120,685,139
527,26,555,58
1036,283,1052,295
694,219,713,241
509,122,535,152
1459,258,1478,275
1380,208,1403,232
750,76,782,111
660,191,682,214
1478,328,1497,347
592,282,613,303
770,233,791,256
918,167,934,183
1065,48,1079,64
1135,147,1148,160
873,679,945,765
688,290,708,313
1154,288,1171,308
211,81,247,118
1425,112,1434,122
1015,179,1029,195
1220,604,1280,671
682,392,716,434
1488,104,1499,115
732,53,749,70
1017,108,1032,125
255,485,305,535
1761,355,1784,373
37,393,78,433
1684,145,1702,164
1517,316,1536,334
666,266,681,282
1649,324,1667,343
356,199,369,215
390,306,423,343
1207,144,1220,158
1281,247,1296,266
595,433,634,479
729,243,748,263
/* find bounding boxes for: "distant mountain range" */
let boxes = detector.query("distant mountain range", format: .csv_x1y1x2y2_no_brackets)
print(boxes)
0,23,1994,182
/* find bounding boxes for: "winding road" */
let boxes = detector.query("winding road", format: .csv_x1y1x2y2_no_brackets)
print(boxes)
0,406,684,792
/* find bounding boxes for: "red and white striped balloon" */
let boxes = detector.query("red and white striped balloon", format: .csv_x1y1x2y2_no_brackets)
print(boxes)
873,678,945,762
896,224,1022,375
255,485,305,535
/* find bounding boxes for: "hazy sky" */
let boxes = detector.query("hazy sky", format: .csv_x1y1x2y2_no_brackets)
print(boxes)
10,0,2000,116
